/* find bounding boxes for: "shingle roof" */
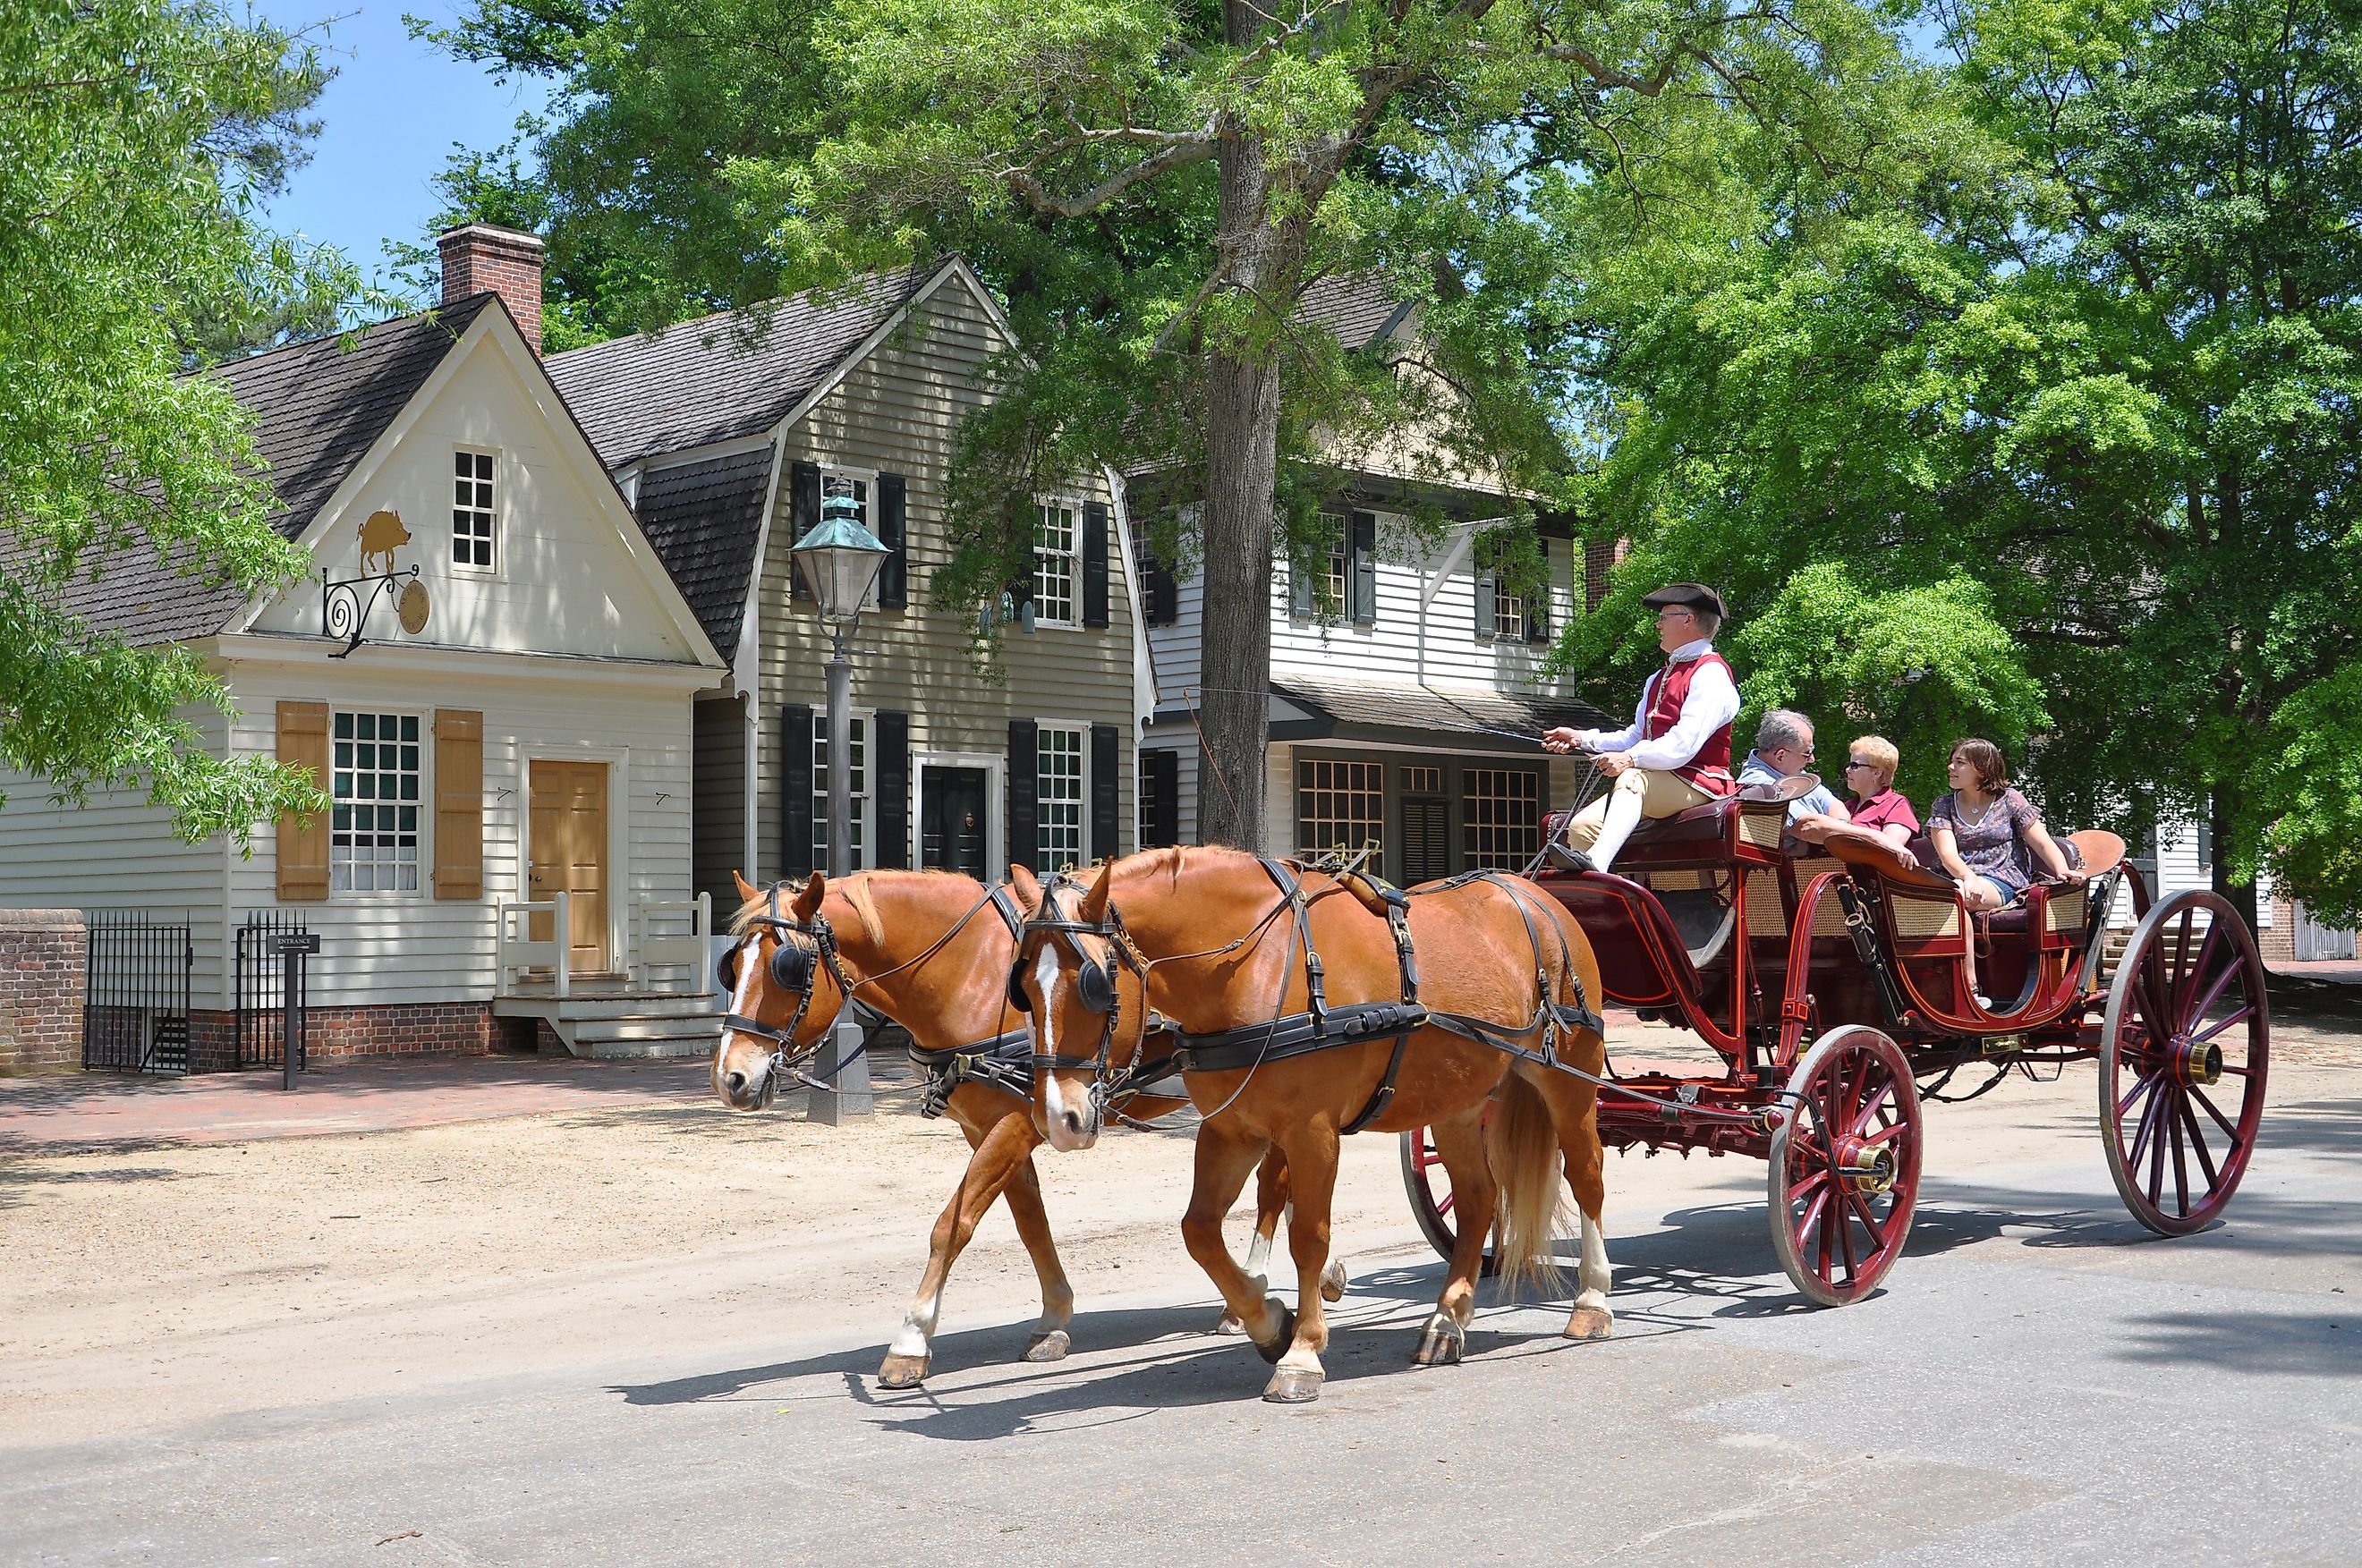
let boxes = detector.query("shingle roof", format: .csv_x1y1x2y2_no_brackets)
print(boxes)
543,266,943,469
3,295,495,646
1270,674,1611,748
633,446,775,660
1296,272,1416,351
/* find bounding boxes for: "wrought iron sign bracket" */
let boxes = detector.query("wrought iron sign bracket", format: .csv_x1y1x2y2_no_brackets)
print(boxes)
320,566,421,657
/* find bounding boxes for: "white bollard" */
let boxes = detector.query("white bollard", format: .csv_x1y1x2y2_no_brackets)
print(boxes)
807,1015,872,1123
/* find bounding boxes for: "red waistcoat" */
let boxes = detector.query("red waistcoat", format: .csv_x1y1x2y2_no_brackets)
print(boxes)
1641,653,1737,797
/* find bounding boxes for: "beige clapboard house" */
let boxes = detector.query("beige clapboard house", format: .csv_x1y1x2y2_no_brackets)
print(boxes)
545,256,1143,900
0,227,726,1064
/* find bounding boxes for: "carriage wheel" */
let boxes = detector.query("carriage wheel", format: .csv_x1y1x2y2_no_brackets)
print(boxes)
1399,1127,1499,1277
2100,890,2269,1236
1766,1026,1923,1307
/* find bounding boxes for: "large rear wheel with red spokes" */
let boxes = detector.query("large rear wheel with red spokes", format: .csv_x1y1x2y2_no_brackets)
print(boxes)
1766,1026,1923,1307
1399,1126,1499,1276
2100,890,2270,1235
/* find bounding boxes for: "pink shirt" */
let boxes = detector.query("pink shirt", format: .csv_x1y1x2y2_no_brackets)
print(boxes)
1847,788,1920,838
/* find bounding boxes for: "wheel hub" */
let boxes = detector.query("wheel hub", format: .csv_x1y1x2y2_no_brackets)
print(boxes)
2175,1037,2224,1087
1831,1133,1897,1195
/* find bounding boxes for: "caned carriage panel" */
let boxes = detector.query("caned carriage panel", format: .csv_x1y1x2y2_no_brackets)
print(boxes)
1890,892,1964,940
1737,802,1788,848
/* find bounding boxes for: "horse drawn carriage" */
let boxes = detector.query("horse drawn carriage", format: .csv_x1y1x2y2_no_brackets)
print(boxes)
1403,789,2272,1304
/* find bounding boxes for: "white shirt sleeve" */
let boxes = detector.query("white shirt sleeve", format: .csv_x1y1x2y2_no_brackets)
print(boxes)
1616,659,1740,771
1576,674,1653,753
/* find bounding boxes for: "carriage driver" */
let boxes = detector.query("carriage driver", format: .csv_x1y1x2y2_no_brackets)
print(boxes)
1541,582,1741,876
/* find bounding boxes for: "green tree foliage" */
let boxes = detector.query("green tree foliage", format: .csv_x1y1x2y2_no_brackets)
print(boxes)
1548,0,2362,923
1,1,348,840
426,0,1859,844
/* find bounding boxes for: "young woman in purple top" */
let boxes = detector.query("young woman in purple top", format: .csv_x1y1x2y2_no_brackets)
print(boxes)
1927,739,2084,911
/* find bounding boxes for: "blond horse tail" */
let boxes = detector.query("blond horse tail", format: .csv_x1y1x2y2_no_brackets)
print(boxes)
1486,1070,1567,1301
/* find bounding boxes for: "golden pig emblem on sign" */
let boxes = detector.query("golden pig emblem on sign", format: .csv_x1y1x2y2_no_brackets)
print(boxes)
323,507,430,656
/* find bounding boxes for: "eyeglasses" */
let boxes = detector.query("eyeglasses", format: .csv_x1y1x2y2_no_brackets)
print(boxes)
1845,759,1875,771
1654,609,1695,623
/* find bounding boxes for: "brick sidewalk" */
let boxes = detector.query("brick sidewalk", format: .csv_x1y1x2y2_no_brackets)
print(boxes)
0,1055,723,1153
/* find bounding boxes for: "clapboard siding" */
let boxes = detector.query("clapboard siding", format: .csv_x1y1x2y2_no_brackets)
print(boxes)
1145,526,1583,702
0,709,232,1001
218,661,696,1008
751,286,1134,878
692,696,749,904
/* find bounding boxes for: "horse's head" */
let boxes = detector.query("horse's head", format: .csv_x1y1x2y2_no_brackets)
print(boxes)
1010,860,1146,1152
712,870,857,1112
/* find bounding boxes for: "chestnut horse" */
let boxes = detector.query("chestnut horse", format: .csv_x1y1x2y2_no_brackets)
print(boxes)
710,869,1311,1387
1012,847,1614,1403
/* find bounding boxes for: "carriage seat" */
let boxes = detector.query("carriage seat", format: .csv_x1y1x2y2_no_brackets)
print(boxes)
1622,798,1740,850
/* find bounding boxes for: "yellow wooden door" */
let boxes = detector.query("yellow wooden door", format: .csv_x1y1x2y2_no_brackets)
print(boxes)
529,760,610,974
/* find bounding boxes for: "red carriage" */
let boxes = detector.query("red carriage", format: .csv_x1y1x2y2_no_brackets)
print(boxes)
1404,792,2271,1305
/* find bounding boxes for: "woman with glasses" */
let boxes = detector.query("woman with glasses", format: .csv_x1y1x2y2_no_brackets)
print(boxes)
1839,735,1918,848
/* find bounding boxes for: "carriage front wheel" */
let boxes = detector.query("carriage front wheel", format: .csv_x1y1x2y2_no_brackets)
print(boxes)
1399,1126,1499,1277
1766,1026,1923,1307
2100,889,2270,1235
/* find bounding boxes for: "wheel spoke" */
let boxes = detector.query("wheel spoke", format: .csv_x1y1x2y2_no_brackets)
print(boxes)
1834,1190,1859,1280
2190,1004,2255,1047
2117,1072,2158,1121
2174,922,2223,1021
2176,1094,2222,1193
2169,1092,2190,1217
2145,1088,2170,1206
2168,911,2195,1002
1789,1167,1829,1204
1435,1191,1455,1218
1844,1183,1889,1253
1816,1188,1836,1279
2127,1072,2167,1166
1861,1121,1909,1147
2189,1084,2241,1144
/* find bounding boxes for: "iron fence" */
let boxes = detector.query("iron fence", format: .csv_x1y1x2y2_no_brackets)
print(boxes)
82,910,193,1074
234,910,312,1072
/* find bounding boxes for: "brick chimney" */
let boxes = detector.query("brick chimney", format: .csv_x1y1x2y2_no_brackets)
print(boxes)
437,224,545,354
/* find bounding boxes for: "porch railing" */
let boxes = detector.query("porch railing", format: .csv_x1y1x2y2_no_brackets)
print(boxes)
634,893,712,992
496,891,572,997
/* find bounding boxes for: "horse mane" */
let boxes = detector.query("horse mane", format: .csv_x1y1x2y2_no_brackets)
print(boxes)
727,869,971,941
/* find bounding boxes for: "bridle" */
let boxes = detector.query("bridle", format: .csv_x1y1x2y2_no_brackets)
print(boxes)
1008,877,1146,1119
720,883,857,1092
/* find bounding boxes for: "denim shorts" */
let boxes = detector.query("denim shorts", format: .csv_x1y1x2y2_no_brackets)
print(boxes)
1975,873,2026,906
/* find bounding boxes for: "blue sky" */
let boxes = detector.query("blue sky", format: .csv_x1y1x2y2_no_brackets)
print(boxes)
257,4,551,292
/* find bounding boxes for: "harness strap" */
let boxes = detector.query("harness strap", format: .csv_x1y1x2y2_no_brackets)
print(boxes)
1169,1000,1432,1072
1340,1028,1415,1134
1259,857,1327,1032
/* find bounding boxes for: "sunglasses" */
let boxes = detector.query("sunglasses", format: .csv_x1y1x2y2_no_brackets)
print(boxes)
1845,759,1876,771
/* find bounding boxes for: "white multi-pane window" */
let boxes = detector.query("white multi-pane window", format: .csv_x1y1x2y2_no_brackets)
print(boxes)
1323,513,1347,609
811,716,869,870
331,711,421,892
1463,767,1542,869
454,450,496,570
1035,502,1079,625
1296,758,1385,876
1491,576,1525,640
1038,726,1085,870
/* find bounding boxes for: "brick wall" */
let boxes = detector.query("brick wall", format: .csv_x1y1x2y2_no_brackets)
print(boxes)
0,908,87,1074
185,1002,534,1072
2260,892,2295,964
437,224,544,352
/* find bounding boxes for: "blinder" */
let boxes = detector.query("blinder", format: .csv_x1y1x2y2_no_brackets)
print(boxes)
1075,954,1116,1014
1006,958,1034,1013
770,936,818,993
716,945,743,994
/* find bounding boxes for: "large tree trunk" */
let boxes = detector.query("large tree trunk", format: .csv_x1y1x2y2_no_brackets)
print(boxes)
2209,790,2261,937
1194,85,1308,851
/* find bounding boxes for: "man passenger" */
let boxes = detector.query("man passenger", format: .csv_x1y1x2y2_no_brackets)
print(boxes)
1738,709,1849,832
1542,582,1739,876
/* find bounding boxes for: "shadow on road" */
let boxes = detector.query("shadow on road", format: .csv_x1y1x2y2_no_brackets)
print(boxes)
2113,1310,2361,1377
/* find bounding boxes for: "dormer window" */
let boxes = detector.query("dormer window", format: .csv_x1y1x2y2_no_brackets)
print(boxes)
454,450,497,571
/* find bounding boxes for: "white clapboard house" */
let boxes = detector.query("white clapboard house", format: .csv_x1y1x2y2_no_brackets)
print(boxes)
1135,275,1611,877
0,226,727,1064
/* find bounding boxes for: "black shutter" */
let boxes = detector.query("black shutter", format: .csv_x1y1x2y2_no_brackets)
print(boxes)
873,709,910,868
1474,567,1497,639
1289,557,1313,618
1008,718,1039,872
788,461,820,600
1140,540,1177,626
877,473,908,610
1142,748,1180,848
1083,500,1110,628
1349,510,1377,624
1526,578,1551,644
779,704,814,877
1090,723,1121,860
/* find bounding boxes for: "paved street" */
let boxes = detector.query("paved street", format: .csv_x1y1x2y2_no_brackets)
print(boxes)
3,1015,2357,1565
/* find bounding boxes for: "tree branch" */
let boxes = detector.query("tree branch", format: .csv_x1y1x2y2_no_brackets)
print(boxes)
999,131,1220,219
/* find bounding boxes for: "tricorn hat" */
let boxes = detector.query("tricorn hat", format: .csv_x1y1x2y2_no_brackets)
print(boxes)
1641,581,1727,620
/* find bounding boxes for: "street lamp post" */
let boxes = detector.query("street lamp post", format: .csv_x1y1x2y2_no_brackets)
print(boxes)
790,494,890,1124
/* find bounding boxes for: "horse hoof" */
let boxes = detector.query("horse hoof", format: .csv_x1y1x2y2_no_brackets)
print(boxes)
877,1352,930,1388
1413,1316,1466,1367
1214,1311,1248,1336
1564,1305,1615,1342
1251,1301,1296,1365
1022,1328,1072,1363
1262,1366,1324,1403
1321,1259,1347,1302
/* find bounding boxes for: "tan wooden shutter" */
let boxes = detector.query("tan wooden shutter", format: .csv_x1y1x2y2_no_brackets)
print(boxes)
432,709,484,900
275,701,331,902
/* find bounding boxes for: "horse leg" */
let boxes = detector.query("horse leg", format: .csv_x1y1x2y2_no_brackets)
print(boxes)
877,1098,1039,1388
1414,1100,1495,1369
1219,1146,1292,1335
1523,1051,1617,1341
998,1148,1078,1362
1264,1121,1342,1403
1181,1123,1291,1360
